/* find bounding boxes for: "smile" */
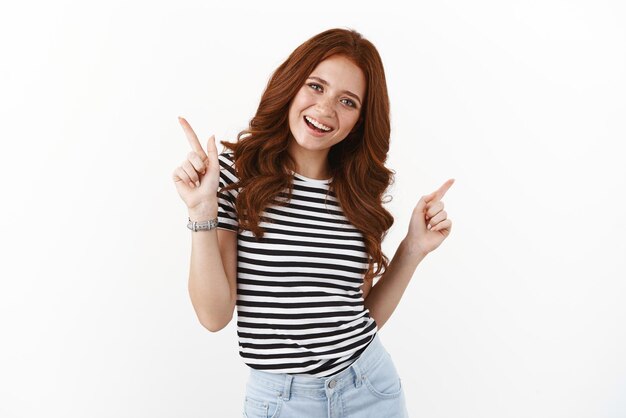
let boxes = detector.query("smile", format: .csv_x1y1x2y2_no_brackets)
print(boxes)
304,116,333,133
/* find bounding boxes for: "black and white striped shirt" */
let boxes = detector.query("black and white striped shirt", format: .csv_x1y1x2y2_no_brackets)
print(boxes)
216,152,378,377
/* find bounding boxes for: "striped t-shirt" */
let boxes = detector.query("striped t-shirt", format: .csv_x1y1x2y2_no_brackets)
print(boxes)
216,151,378,377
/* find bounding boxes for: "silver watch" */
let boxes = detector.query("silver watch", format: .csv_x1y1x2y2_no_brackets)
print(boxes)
187,217,218,232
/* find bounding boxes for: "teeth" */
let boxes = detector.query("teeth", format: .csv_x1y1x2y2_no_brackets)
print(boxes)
305,116,331,132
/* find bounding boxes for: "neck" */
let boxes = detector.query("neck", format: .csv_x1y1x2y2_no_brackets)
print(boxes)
287,142,331,180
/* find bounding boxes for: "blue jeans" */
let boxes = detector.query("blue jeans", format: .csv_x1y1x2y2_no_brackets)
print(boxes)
242,334,409,417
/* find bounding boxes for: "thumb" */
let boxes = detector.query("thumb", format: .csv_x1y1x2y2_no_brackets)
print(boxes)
205,134,217,164
416,191,436,212
413,192,437,227
207,134,216,151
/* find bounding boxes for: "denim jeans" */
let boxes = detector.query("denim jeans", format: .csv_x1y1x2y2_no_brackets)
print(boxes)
242,333,409,417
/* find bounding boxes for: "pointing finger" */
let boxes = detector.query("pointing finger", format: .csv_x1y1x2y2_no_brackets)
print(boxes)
426,178,455,203
178,116,209,161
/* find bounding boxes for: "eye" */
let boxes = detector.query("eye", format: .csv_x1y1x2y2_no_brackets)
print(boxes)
341,98,357,108
308,83,323,92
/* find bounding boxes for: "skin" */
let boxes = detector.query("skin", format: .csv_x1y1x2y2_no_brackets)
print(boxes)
173,55,455,331
362,179,454,329
408,179,455,255
286,54,366,180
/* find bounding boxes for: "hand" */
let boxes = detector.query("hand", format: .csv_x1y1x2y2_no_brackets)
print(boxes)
171,116,221,215
405,179,455,256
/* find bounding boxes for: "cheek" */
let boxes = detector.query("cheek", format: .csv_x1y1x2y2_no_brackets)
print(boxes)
288,96,305,120
341,112,360,132
292,88,314,108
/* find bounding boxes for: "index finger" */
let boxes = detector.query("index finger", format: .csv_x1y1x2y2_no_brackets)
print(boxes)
178,116,209,161
426,178,455,202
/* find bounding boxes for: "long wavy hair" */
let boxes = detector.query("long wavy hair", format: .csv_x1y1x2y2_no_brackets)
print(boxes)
220,28,395,284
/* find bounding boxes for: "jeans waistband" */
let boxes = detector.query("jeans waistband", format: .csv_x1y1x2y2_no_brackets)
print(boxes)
247,333,386,400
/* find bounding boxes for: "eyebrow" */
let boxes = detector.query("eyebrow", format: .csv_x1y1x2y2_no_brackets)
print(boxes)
307,76,362,105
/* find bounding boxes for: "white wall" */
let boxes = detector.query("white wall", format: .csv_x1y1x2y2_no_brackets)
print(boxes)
1,1,624,417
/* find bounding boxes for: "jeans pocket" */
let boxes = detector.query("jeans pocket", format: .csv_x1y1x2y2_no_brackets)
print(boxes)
243,394,283,418
362,352,403,399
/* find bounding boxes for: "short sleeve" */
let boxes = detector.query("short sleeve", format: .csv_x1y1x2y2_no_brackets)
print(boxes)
217,152,239,232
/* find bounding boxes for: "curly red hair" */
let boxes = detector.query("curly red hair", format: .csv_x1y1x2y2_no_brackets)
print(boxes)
220,28,395,284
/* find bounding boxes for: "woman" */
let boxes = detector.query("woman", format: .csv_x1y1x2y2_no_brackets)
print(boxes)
173,28,453,418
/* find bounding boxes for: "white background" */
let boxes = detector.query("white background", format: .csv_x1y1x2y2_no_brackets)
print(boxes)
1,1,625,417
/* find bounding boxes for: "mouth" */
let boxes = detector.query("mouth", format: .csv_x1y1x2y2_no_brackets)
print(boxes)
303,115,334,135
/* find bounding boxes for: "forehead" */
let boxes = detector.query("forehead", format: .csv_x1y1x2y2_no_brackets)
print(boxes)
309,55,366,97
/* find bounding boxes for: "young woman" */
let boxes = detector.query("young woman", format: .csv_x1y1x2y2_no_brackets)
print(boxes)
173,28,454,418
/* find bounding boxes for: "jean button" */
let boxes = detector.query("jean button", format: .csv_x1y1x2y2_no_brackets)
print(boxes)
328,379,336,389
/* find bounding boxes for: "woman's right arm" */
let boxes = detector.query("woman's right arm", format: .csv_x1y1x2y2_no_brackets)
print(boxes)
187,204,238,332
173,117,238,332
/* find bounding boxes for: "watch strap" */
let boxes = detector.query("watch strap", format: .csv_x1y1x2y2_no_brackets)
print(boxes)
187,217,219,232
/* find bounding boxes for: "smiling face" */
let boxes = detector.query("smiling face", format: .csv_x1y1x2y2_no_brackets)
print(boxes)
287,55,366,175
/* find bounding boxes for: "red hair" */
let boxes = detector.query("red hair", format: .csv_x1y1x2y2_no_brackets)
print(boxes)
220,28,395,284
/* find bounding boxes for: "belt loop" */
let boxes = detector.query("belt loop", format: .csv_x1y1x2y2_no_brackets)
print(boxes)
351,362,363,388
281,374,293,400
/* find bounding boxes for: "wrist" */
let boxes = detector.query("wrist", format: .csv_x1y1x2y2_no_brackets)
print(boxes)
188,202,218,221
401,237,429,258
187,217,218,232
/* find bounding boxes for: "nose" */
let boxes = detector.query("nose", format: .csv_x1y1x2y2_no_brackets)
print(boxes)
315,95,335,117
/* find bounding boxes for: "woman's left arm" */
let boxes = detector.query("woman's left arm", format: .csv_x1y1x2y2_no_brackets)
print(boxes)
364,179,455,330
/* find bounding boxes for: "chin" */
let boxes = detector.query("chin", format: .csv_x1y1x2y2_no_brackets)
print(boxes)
296,140,329,152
